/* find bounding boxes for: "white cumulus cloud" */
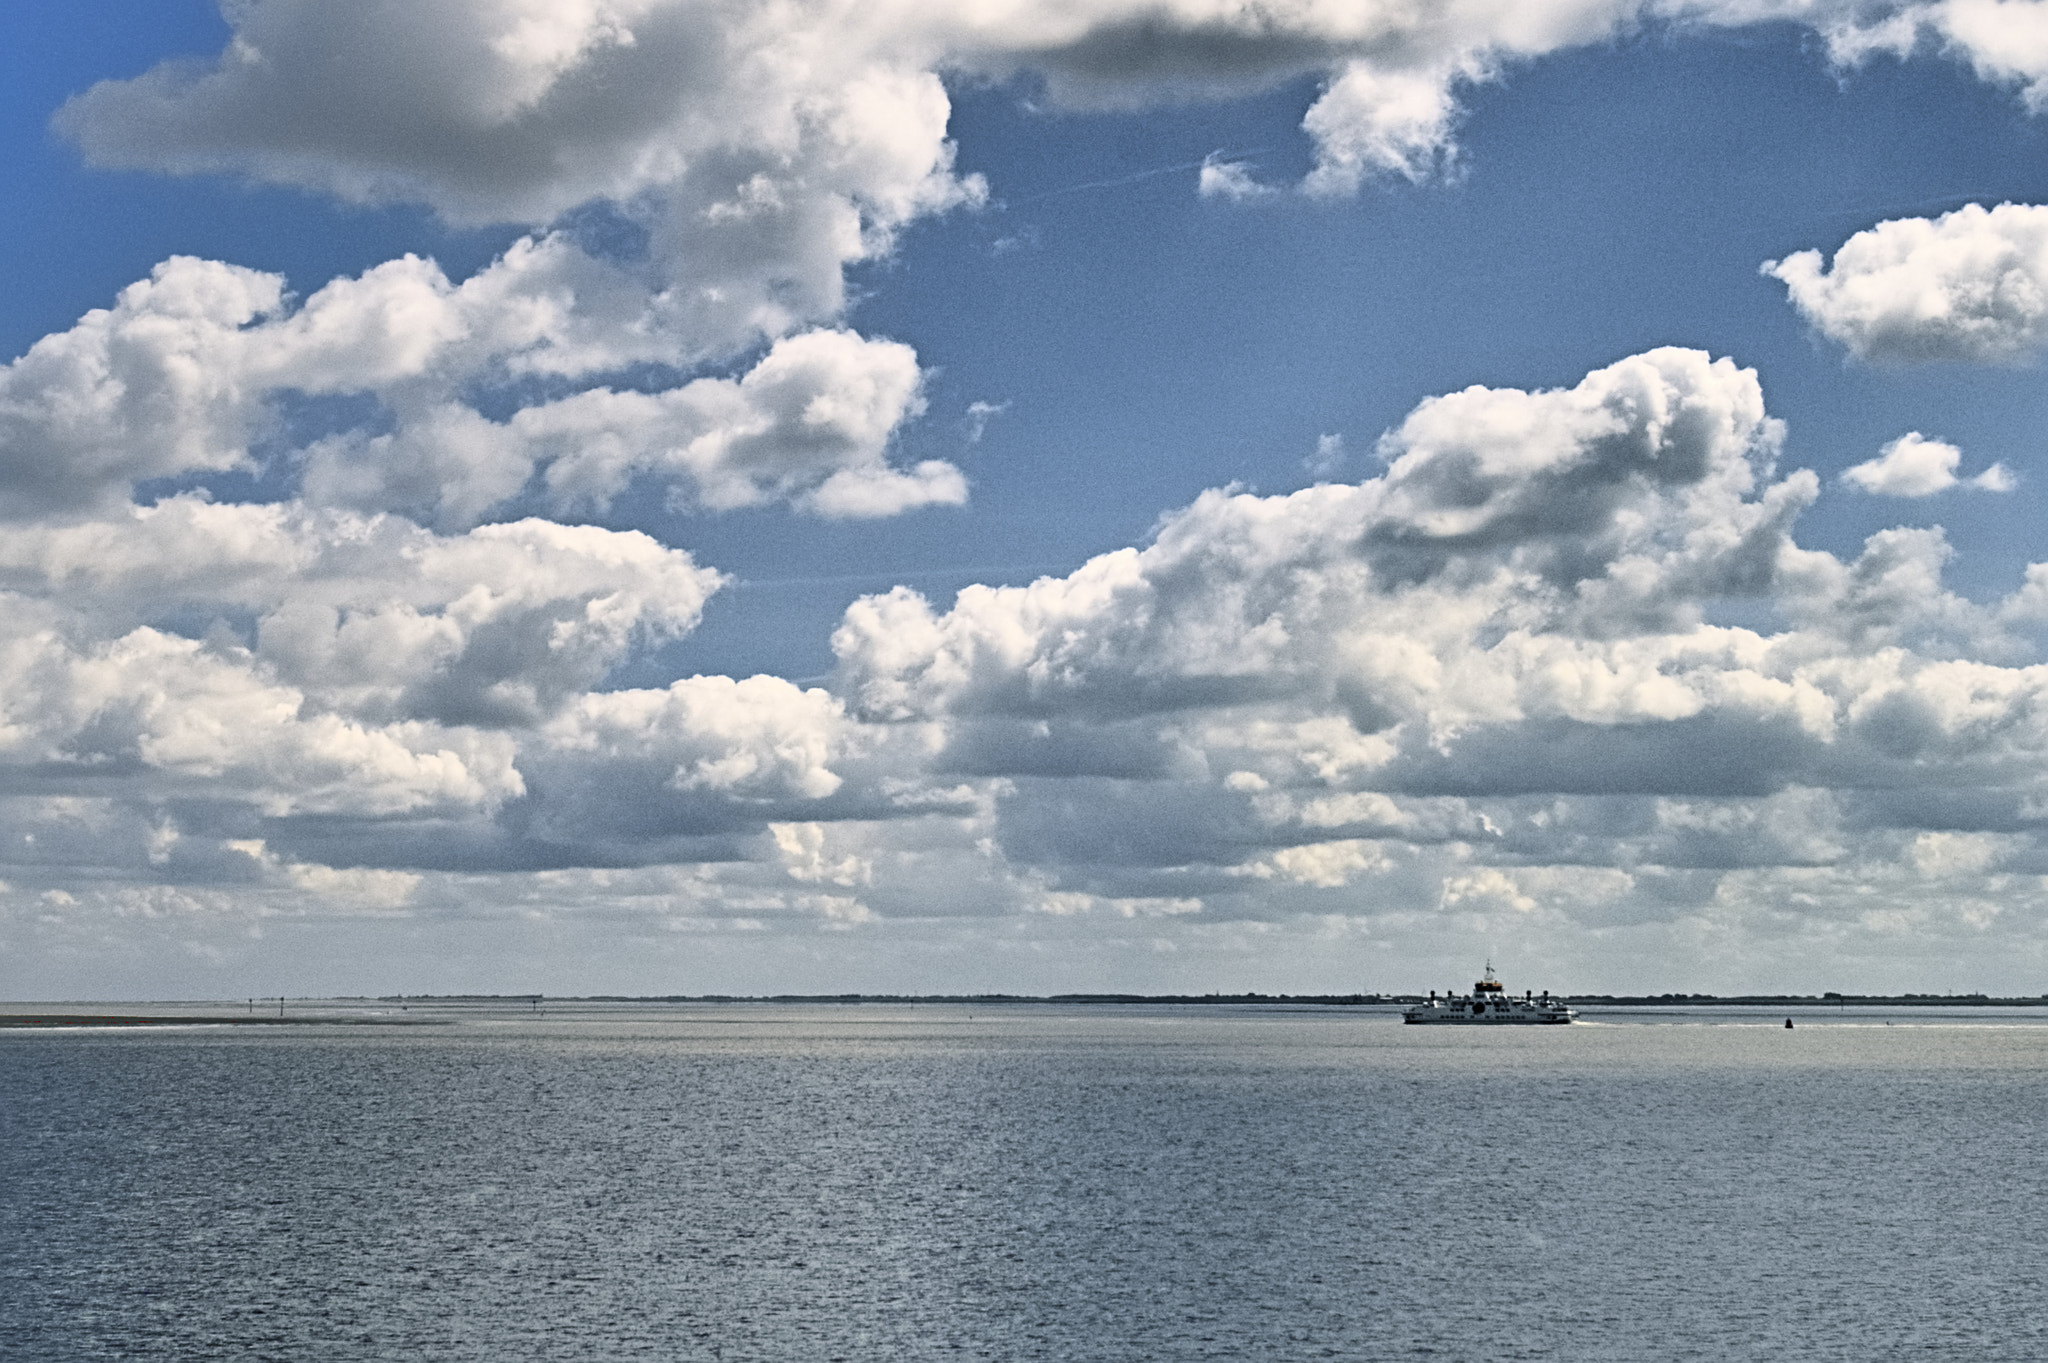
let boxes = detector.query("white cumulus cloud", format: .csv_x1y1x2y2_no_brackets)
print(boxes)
1198,153,1275,201
0,253,963,527
63,0,2048,233
1842,432,2015,496
821,346,2048,937
1300,60,1473,197
1764,202,2048,363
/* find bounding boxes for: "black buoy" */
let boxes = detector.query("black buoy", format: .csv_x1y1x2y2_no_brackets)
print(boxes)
1784,1018,1794,1029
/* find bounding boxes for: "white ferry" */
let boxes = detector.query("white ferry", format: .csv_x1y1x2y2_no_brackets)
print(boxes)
1402,965,1574,1024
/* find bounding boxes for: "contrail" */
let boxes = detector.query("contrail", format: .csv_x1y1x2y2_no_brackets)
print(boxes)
1005,154,1260,204
729,562,1076,590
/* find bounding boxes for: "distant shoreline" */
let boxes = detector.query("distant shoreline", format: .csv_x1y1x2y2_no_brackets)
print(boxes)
6,992,2044,1028
362,991,2048,1007
0,1014,449,1029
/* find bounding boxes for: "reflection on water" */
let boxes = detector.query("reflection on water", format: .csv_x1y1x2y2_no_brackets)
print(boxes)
4,1004,2045,1361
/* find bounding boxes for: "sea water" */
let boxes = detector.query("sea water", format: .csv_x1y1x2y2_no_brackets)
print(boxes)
3,1003,2044,1361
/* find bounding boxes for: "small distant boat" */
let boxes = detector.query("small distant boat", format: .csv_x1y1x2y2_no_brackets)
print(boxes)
1402,964,1574,1025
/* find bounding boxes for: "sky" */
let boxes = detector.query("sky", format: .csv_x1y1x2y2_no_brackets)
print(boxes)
9,0,2048,999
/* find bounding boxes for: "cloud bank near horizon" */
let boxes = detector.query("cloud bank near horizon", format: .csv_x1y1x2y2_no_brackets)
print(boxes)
11,337,2048,987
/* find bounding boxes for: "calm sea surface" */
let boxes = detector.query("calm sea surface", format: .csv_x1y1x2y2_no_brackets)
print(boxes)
3,1002,2044,1361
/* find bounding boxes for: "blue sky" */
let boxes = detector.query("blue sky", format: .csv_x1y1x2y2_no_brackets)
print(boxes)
9,0,2048,998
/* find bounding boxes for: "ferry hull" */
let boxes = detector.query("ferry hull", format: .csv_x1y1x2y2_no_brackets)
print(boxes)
1401,1008,1574,1025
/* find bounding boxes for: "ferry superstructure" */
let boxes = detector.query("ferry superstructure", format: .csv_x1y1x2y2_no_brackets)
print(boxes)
1402,965,1574,1024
